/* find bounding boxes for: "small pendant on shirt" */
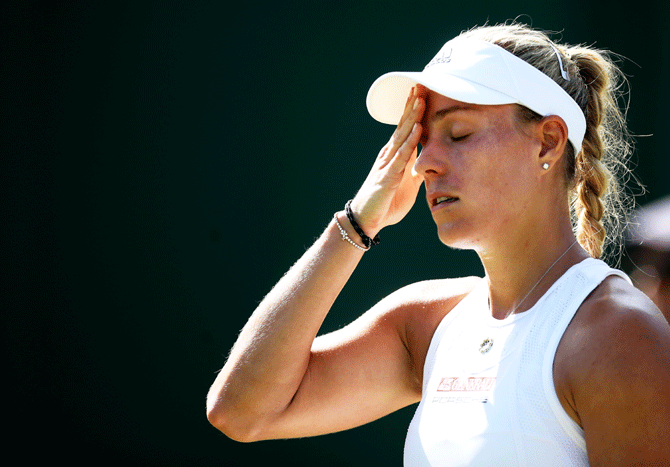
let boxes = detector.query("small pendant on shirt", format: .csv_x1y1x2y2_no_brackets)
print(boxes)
479,338,494,354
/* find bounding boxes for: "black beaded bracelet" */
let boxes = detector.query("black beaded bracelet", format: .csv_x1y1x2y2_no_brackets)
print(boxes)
345,200,380,248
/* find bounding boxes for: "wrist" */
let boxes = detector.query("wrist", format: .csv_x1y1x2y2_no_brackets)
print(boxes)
345,200,381,248
333,211,369,251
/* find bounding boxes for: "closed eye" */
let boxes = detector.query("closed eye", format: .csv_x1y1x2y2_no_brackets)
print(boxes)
451,134,471,142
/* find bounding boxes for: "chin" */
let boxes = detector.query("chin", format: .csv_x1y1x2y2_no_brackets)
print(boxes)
436,223,479,251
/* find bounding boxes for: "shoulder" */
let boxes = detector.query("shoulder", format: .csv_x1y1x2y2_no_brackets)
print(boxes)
556,274,670,464
558,274,670,393
561,274,669,363
376,276,483,387
379,275,482,310
370,276,482,333
362,275,482,347
318,275,482,357
413,276,483,313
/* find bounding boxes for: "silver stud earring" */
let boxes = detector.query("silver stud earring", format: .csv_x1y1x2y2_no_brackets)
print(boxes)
542,162,550,170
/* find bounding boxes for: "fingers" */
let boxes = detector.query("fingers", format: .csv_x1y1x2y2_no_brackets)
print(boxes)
395,122,422,166
382,88,424,173
392,87,424,150
378,87,423,165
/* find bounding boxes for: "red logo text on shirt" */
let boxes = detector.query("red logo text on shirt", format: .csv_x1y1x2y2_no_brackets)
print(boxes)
436,377,496,392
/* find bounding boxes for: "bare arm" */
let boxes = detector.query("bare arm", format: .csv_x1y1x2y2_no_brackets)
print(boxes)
206,88,426,441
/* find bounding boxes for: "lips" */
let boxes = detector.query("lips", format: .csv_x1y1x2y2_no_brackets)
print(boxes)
434,196,458,205
429,193,459,208
428,194,458,207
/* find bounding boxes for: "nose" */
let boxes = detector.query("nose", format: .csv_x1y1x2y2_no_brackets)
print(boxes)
413,138,448,178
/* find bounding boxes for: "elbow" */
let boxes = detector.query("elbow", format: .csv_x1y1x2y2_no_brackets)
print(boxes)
206,396,267,443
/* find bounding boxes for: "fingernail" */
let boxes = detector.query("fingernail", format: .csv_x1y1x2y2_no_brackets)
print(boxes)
413,97,420,110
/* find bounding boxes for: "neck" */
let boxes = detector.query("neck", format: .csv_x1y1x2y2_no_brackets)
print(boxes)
478,217,590,320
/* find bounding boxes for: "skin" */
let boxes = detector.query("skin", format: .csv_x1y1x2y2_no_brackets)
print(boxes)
207,86,670,465
629,251,670,323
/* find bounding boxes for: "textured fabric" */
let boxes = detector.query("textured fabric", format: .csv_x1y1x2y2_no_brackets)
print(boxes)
404,258,631,467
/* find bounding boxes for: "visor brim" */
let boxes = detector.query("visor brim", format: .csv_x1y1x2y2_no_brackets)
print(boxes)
366,71,517,125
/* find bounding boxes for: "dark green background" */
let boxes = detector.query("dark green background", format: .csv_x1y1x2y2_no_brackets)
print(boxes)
3,1,668,465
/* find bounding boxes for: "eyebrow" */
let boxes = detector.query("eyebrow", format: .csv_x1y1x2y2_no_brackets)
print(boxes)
431,104,479,122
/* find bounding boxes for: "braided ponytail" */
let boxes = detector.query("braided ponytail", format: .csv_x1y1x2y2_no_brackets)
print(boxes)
569,47,633,259
460,23,635,260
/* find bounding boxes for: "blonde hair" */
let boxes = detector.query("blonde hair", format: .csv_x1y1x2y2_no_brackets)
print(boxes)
460,23,635,260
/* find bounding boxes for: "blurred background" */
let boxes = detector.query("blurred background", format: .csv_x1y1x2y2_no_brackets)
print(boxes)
3,1,668,465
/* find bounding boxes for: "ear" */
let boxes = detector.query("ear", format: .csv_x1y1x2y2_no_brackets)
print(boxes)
537,116,569,171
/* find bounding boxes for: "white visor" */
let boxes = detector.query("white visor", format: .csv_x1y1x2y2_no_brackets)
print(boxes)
366,37,586,153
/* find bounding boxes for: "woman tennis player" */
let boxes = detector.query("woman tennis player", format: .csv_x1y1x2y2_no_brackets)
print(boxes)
207,23,670,466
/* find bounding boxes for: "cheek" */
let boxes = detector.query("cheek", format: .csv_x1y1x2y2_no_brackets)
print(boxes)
469,133,536,214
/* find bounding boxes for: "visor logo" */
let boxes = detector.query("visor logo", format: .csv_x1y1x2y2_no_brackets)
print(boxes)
425,47,452,68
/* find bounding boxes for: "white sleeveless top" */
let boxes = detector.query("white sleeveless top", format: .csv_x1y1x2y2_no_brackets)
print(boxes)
404,258,631,466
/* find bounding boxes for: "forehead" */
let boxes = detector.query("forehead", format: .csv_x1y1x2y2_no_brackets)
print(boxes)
422,87,514,122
